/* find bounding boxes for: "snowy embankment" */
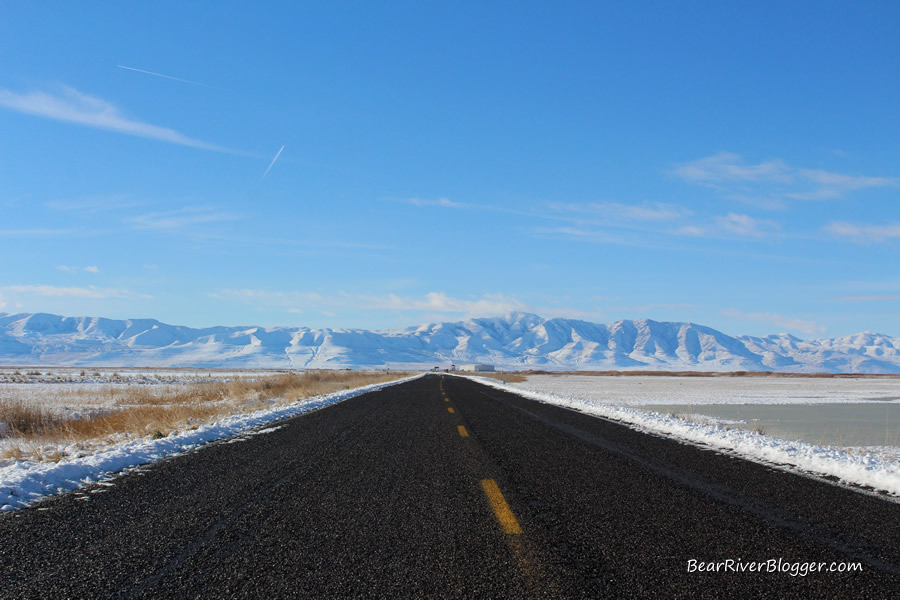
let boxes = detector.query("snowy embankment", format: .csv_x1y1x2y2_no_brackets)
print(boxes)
466,376,900,498
0,374,422,512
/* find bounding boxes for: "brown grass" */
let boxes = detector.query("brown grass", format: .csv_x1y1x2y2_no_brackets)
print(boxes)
0,370,409,462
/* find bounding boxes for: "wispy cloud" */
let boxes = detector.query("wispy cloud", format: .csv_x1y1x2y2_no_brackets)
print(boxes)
214,289,530,318
531,226,633,245
117,65,217,89
213,289,324,304
604,302,697,313
673,152,898,205
824,221,900,243
670,213,778,239
548,201,690,221
0,86,234,153
672,225,707,237
262,144,284,179
714,213,776,238
127,206,240,231
721,308,826,336
674,153,791,185
836,294,900,302
0,228,81,237
394,197,465,208
46,195,141,213
58,265,101,274
364,291,528,314
2,285,150,299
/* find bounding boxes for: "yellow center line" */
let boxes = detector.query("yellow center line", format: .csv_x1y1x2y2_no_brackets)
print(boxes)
457,425,469,437
447,407,455,414
444,398,449,402
481,479,523,535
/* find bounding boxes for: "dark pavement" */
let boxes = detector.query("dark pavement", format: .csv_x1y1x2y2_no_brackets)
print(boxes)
0,374,898,598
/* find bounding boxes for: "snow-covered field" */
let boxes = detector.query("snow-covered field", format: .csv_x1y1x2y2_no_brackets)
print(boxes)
0,372,420,511
514,374,900,405
487,374,900,498
0,367,284,385
0,368,285,423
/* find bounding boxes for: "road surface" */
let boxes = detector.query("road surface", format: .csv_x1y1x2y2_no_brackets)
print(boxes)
1,375,898,598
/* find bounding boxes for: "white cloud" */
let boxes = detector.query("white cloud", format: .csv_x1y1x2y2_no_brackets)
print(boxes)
127,207,240,231
824,221,900,243
721,309,826,336
0,228,80,237
365,292,528,315
837,295,900,302
714,213,775,238
0,292,6,311
2,285,150,299
0,86,233,153
673,152,898,202
549,201,690,221
46,195,140,213
395,197,464,208
57,265,102,274
214,289,324,304
672,225,707,237
531,226,632,245
673,152,791,184
670,214,777,239
214,289,529,317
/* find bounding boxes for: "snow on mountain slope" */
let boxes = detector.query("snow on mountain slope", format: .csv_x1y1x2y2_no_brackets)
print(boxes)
0,311,898,373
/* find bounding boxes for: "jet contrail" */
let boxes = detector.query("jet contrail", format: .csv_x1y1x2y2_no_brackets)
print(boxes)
117,65,215,89
262,145,285,178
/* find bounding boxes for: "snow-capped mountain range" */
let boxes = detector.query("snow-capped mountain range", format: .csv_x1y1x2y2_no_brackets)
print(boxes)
1,311,898,373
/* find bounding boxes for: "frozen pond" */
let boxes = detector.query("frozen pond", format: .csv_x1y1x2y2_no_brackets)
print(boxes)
640,402,900,448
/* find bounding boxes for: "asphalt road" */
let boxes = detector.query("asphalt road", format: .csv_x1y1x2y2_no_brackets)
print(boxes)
1,374,898,598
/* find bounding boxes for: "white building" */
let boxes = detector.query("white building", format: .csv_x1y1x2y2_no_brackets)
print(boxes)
459,364,495,372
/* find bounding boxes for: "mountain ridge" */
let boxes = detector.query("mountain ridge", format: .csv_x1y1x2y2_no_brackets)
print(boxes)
0,311,898,373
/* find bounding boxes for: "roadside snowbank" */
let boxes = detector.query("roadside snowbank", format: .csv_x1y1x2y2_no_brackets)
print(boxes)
465,376,900,498
0,374,421,512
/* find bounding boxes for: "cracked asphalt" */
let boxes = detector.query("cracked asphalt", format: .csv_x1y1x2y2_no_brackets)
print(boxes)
0,374,897,598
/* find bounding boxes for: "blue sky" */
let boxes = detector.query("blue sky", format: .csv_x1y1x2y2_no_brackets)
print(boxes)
1,2,898,337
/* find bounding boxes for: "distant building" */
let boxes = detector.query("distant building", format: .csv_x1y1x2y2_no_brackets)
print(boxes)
459,364,495,372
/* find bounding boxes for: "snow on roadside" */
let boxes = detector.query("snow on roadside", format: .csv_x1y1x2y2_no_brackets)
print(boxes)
0,374,422,512
464,376,900,498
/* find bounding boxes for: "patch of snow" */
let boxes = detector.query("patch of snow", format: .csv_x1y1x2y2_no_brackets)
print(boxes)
0,374,421,512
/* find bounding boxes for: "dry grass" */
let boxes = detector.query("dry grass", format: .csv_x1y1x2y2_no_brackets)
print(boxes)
0,370,409,462
0,400,66,437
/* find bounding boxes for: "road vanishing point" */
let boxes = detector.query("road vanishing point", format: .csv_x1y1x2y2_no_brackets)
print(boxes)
1,375,898,598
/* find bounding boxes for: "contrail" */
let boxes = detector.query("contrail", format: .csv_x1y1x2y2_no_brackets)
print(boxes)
117,65,216,89
262,145,285,178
